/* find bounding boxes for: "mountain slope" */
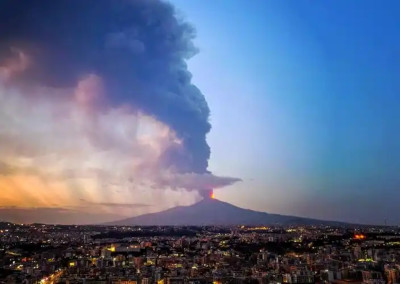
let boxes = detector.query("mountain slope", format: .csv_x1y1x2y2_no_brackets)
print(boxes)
107,198,346,226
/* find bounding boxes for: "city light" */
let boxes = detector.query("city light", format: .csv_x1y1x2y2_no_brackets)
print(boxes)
2,223,398,283
354,234,366,240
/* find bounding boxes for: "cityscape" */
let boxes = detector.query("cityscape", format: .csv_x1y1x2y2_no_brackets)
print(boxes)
1,222,400,283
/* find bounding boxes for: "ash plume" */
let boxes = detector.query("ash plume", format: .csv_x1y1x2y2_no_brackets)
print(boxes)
0,0,211,174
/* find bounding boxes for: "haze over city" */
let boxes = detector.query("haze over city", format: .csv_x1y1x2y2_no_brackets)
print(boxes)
0,0,399,226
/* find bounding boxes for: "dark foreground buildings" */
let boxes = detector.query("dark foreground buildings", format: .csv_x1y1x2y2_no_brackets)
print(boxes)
1,223,400,283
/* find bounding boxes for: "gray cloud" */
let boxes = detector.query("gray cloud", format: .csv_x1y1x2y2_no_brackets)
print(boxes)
156,173,242,192
0,0,210,174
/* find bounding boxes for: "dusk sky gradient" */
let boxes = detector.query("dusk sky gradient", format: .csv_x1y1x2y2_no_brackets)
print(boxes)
0,0,399,225
171,0,400,225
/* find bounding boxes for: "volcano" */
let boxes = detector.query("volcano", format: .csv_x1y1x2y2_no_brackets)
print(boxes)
107,198,346,226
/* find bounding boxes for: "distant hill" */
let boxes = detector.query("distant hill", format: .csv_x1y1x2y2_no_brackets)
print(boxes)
107,198,347,226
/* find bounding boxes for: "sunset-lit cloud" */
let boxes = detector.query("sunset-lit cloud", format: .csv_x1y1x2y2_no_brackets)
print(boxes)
0,49,30,82
0,74,238,223
0,78,187,218
0,0,242,224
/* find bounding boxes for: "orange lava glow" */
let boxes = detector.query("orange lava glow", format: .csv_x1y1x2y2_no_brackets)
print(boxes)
210,191,215,199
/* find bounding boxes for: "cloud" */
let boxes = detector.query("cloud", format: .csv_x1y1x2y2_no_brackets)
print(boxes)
0,79,237,221
0,48,29,82
0,162,14,176
0,0,210,174
156,173,242,191
0,0,241,223
0,80,177,206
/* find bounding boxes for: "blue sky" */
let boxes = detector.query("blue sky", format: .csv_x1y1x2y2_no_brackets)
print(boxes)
171,0,400,224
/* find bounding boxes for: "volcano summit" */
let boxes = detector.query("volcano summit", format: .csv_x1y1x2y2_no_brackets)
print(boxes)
107,198,347,226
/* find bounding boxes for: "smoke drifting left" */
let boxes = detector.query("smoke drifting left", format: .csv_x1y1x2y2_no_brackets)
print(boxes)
0,0,240,215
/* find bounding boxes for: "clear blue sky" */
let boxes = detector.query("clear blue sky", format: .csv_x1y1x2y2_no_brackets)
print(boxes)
171,0,400,225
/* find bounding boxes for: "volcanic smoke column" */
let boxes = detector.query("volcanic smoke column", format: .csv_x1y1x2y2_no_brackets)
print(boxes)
0,0,240,197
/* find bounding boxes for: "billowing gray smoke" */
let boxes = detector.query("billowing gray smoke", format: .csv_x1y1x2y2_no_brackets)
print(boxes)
0,0,210,173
